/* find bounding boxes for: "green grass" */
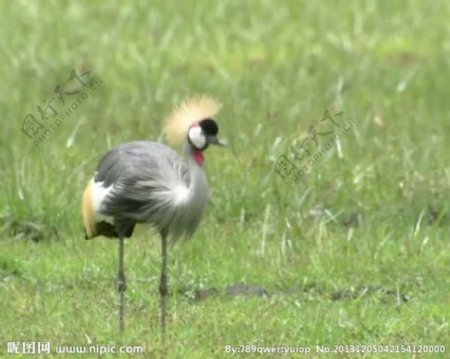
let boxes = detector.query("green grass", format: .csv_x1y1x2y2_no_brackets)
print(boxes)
1,0,450,358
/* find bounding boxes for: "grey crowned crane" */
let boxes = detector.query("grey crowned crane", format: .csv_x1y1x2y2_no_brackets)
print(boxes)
81,96,225,335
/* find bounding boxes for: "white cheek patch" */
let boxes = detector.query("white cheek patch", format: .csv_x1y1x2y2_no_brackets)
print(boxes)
91,179,114,224
188,126,206,149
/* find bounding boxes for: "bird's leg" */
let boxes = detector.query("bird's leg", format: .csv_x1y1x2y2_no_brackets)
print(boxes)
118,236,127,334
159,232,168,338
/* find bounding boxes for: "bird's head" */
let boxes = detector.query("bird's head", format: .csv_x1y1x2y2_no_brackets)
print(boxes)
187,118,226,151
164,96,225,164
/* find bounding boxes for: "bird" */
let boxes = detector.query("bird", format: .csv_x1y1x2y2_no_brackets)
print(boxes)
81,96,225,335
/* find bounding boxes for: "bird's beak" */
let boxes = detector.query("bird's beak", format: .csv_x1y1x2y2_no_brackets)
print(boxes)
207,135,227,147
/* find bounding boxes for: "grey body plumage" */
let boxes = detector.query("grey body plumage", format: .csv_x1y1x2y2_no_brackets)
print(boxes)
95,140,208,240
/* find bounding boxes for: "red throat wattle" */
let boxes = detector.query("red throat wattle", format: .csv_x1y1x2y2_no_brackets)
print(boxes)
193,150,205,166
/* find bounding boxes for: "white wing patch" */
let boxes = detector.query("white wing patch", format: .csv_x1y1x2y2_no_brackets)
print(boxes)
172,185,189,206
91,179,114,224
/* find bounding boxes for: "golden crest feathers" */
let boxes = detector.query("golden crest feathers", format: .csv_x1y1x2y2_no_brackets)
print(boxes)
164,96,222,147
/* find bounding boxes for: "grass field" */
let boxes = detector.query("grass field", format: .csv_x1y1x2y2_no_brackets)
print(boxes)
1,1,449,358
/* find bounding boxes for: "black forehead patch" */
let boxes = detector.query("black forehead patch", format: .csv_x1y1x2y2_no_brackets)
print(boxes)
199,118,218,136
